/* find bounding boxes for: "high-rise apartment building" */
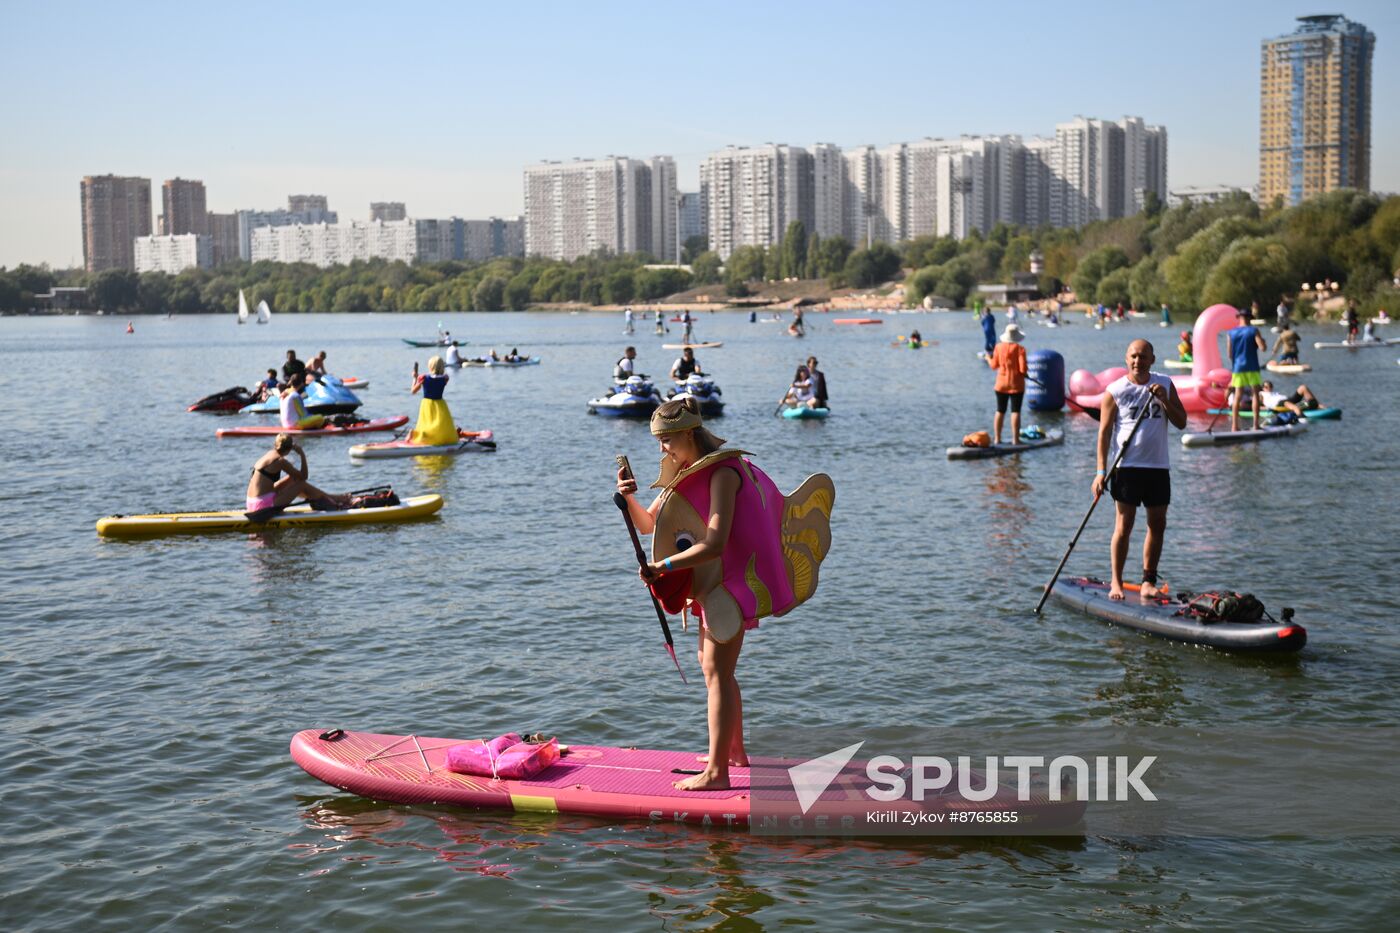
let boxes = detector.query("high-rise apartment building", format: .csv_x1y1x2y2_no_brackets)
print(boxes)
207,212,240,266
1054,116,1166,226
288,194,329,214
811,143,845,239
463,217,525,261
80,175,152,272
700,145,814,259
237,203,338,260
370,201,407,222
677,193,705,250
1260,14,1374,205
250,220,419,267
523,157,674,261
134,233,212,274
161,178,208,237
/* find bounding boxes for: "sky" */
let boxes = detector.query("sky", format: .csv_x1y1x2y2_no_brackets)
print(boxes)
1,0,1396,268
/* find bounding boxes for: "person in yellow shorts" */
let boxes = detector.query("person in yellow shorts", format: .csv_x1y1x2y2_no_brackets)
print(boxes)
1225,308,1267,431
279,372,325,430
408,355,458,445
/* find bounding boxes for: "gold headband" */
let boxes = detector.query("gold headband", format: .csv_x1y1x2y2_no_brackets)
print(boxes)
650,406,704,436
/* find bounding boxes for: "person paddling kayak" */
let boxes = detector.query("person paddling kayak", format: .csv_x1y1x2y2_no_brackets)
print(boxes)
407,356,458,445
1094,339,1187,601
616,398,833,790
246,433,348,520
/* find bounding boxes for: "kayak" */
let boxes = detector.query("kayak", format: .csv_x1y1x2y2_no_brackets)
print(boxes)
462,357,541,367
96,494,443,538
1164,359,1192,370
781,406,829,419
1181,422,1308,447
289,727,1086,830
403,338,464,347
1265,361,1311,373
946,429,1064,460
1313,338,1400,349
349,430,496,458
661,342,723,349
216,415,410,437
833,318,882,325
1205,407,1341,421
1046,576,1306,652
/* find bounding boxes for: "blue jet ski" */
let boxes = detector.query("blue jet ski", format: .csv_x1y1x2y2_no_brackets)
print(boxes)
241,375,363,415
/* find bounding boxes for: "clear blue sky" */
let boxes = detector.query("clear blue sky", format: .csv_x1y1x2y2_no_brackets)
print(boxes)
1,0,1396,268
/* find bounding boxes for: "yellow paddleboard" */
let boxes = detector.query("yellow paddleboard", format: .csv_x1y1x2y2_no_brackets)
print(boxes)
96,494,443,538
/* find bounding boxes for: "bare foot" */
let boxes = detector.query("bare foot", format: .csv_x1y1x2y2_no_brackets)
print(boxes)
698,753,750,767
674,769,731,791
1109,583,1126,601
1139,581,1161,601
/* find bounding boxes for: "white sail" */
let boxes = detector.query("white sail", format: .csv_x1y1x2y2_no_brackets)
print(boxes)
237,290,249,324
256,300,272,324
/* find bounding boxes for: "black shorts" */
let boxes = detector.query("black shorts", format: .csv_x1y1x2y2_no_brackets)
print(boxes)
995,391,1024,414
1110,467,1171,508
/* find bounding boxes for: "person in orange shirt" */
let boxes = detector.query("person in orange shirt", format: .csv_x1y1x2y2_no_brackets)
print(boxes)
988,323,1028,445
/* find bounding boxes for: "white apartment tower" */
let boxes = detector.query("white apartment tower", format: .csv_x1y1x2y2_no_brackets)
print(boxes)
700,145,815,259
523,156,675,261
134,233,212,274
1054,116,1166,225
811,143,845,239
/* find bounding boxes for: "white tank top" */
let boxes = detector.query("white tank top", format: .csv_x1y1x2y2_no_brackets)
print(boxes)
1107,373,1172,469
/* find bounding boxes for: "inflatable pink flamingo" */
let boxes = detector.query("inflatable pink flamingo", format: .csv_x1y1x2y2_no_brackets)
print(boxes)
1068,303,1235,413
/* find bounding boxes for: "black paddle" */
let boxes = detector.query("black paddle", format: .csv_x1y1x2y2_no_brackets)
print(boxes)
1034,400,1157,615
612,457,687,684
1024,375,1099,421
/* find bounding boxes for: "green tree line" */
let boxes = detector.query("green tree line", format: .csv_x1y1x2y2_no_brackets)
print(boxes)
3,190,1396,316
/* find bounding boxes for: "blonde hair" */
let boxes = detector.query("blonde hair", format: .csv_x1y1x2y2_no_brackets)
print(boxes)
427,355,445,375
274,433,293,453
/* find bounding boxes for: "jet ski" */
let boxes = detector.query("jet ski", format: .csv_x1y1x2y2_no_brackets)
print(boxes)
587,375,663,417
667,374,724,416
240,375,363,416
188,386,254,412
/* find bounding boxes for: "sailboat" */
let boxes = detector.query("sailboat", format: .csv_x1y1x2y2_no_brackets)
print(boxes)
256,300,272,325
237,290,249,325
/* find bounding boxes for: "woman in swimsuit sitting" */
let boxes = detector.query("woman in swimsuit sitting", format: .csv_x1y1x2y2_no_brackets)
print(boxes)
245,434,348,519
784,364,817,409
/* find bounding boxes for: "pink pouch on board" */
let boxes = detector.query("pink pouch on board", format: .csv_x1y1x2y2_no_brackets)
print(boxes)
445,733,560,780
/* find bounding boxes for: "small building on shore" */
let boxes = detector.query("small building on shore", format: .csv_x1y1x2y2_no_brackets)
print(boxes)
32,287,92,313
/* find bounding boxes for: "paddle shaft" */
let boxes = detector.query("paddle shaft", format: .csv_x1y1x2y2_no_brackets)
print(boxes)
1034,401,1156,615
612,488,687,684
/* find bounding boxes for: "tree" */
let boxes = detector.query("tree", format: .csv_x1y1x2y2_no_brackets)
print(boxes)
473,275,507,312
503,272,533,309
842,242,901,288
804,232,820,279
691,251,722,285
814,236,853,279
90,269,139,311
602,269,636,305
1128,258,1166,310
725,246,765,286
681,235,708,265
1200,236,1294,309
136,273,171,313
1069,246,1129,303
779,221,807,279
1161,215,1258,311
1095,267,1133,307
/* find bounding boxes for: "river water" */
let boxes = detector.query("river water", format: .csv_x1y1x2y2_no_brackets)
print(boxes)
2,311,1396,930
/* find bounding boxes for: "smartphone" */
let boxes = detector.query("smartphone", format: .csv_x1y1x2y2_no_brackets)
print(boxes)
615,454,633,480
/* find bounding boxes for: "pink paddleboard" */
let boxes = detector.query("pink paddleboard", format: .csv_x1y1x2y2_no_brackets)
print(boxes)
290,728,1085,831
216,415,408,437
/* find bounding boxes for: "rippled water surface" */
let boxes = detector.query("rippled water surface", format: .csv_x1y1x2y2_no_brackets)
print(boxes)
3,311,1397,930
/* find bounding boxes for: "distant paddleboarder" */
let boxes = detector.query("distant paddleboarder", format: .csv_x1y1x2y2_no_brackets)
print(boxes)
979,307,996,355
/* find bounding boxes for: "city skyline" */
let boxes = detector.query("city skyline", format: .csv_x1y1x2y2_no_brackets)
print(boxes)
2,0,1396,268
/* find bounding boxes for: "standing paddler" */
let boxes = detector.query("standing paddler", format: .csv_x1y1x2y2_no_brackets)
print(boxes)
1094,339,1188,601
979,307,997,357
615,398,834,791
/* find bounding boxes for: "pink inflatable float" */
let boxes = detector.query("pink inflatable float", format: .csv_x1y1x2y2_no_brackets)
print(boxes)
1069,303,1236,413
